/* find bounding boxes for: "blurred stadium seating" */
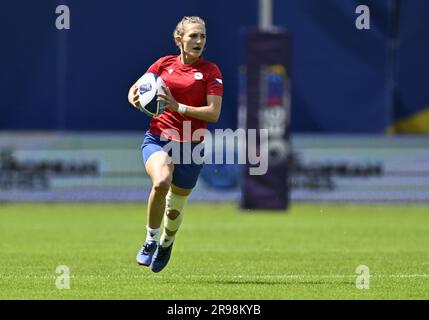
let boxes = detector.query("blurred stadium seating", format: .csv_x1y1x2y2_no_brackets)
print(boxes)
1,0,429,203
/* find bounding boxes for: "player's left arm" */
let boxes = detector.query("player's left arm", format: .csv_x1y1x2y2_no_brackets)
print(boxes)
158,88,222,123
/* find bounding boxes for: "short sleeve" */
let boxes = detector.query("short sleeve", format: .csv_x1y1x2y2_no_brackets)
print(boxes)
206,64,223,96
145,57,165,76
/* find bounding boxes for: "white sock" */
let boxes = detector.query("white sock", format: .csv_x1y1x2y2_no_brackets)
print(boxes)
145,225,160,242
160,232,175,248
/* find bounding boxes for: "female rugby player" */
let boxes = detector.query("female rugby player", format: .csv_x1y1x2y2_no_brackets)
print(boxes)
127,16,223,272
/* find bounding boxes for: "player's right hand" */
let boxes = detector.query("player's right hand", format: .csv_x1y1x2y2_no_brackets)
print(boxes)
128,84,141,108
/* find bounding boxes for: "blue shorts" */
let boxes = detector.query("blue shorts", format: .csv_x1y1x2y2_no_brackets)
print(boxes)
141,131,204,189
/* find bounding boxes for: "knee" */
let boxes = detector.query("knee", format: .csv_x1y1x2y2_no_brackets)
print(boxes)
165,191,188,223
166,209,180,220
153,178,171,196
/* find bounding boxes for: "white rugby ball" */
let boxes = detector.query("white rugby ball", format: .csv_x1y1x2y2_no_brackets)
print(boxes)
135,73,167,117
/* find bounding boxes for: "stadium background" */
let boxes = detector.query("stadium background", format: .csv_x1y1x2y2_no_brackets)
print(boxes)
1,0,429,301
2,0,429,133
1,0,428,203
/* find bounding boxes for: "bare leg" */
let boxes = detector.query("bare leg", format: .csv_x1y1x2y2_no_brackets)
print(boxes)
144,151,174,229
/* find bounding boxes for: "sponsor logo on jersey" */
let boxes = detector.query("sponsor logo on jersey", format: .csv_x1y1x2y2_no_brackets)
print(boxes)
168,69,174,74
194,72,203,80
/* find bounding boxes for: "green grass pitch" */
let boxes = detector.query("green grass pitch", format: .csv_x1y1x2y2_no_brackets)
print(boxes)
1,202,428,299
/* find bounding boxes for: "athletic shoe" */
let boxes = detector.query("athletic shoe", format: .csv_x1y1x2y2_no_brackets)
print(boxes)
136,241,157,266
151,243,174,273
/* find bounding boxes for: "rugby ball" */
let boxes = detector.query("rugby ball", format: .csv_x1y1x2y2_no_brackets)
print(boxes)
135,73,167,117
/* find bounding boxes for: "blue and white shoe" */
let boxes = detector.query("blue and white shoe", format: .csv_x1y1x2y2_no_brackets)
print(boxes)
151,243,174,273
136,241,157,266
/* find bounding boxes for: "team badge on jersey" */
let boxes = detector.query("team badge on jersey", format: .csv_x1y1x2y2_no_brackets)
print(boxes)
194,72,203,80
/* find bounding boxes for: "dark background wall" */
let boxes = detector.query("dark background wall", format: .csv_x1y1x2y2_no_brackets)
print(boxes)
1,0,428,133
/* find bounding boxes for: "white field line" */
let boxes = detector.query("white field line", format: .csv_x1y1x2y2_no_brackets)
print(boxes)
1,274,429,280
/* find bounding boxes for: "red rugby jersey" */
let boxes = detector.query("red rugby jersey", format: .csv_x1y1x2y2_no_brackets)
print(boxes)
145,55,223,142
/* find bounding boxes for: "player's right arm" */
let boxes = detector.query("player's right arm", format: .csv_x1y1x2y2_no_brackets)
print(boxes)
128,84,140,108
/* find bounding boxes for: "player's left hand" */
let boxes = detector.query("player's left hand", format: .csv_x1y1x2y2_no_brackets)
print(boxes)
157,86,179,112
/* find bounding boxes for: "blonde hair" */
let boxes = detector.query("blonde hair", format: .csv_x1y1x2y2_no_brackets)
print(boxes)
173,16,206,47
